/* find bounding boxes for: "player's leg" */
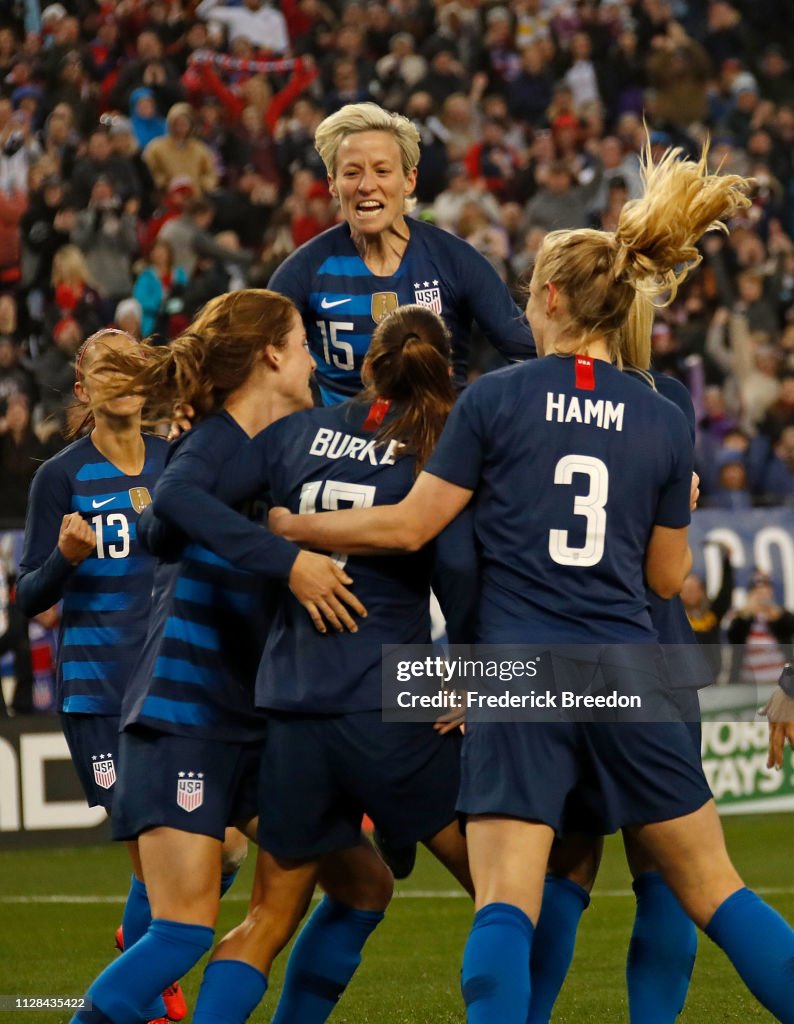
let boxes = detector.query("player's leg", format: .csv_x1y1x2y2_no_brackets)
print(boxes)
623,831,697,1024
423,819,473,894
527,833,601,1024
462,815,553,1024
631,799,794,1024
270,838,394,1024
192,847,320,1024
220,826,249,896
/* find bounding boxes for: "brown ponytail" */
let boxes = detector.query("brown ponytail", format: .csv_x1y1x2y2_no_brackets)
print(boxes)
365,304,455,472
92,289,298,422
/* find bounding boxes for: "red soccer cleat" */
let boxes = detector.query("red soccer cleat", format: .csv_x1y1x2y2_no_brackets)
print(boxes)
160,984,188,1022
113,927,189,1022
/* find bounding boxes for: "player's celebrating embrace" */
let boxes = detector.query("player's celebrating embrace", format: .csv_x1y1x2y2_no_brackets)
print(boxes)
270,142,794,1024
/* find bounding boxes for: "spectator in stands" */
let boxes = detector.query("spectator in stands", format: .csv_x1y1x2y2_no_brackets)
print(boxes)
143,102,218,197
0,393,51,518
759,426,794,502
114,297,143,341
0,558,34,715
727,570,794,684
71,177,139,314
705,450,754,510
195,0,291,55
70,126,140,209
112,30,184,114
45,244,103,344
133,239,188,340
20,173,75,300
38,102,79,180
680,543,735,681
523,160,601,233
129,87,168,151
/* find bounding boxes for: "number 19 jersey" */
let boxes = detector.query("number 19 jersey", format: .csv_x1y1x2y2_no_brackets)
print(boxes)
426,356,693,643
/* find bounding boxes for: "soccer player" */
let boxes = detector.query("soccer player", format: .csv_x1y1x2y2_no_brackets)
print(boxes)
67,291,369,1024
267,144,794,1023
527,295,709,1024
148,303,474,1024
15,328,184,1024
269,101,535,405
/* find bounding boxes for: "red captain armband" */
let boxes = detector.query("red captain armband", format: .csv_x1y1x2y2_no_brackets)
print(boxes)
362,397,392,431
574,356,595,390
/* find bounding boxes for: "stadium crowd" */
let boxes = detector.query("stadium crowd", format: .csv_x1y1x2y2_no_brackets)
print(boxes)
0,0,791,516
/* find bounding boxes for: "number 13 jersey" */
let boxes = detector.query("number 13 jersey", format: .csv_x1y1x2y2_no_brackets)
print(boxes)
18,434,167,715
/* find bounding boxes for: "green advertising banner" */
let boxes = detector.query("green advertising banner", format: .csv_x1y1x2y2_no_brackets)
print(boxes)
700,684,794,815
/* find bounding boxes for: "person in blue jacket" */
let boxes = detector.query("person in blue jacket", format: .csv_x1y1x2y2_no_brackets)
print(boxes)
270,101,535,405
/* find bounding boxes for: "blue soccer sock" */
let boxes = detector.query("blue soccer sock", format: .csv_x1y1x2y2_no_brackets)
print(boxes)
72,919,214,1024
527,876,590,1024
118,877,167,1023
626,871,697,1024
220,870,239,899
121,875,151,947
705,887,794,1024
461,902,534,1024
271,896,385,1024
193,960,267,1024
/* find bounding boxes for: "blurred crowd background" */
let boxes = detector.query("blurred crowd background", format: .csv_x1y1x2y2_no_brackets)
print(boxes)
1,0,794,712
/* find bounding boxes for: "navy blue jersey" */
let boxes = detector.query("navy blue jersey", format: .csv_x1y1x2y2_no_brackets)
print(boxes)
17,434,167,715
213,400,468,712
426,356,694,643
122,412,294,741
269,219,535,404
643,371,713,687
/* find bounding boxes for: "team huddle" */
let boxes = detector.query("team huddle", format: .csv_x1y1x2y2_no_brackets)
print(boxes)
17,103,794,1024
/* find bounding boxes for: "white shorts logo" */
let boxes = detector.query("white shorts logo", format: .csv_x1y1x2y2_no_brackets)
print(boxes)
92,754,116,790
176,772,204,812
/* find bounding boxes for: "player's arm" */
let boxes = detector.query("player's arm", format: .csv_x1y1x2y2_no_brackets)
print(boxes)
762,664,794,770
271,470,473,554
16,463,96,617
457,242,536,361
153,432,366,633
645,405,694,600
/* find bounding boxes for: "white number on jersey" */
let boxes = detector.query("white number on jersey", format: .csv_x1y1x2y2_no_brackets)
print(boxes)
548,454,608,567
91,513,131,559
299,479,376,569
317,320,355,371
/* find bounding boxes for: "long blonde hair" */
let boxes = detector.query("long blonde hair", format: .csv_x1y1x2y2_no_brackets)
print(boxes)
533,140,753,364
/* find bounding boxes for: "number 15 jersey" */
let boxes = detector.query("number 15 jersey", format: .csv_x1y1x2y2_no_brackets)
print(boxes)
425,356,693,644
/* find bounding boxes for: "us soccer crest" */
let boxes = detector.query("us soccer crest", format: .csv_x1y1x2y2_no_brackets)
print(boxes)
413,280,442,314
129,486,152,513
92,753,116,790
371,291,399,323
176,772,204,812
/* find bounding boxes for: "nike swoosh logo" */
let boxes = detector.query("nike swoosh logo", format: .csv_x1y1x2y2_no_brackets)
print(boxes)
92,497,115,509
320,297,352,309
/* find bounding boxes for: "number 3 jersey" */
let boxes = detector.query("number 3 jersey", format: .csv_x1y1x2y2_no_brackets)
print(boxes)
426,356,694,644
17,434,167,715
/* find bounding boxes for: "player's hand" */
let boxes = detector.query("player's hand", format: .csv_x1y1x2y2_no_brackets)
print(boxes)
58,512,97,565
433,704,466,735
268,506,293,538
760,687,794,769
288,551,367,634
168,402,195,441
690,471,700,512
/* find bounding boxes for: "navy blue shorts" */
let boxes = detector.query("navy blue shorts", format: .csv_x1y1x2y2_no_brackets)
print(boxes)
111,727,261,842
60,712,120,812
561,686,704,835
459,711,712,836
257,711,462,859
